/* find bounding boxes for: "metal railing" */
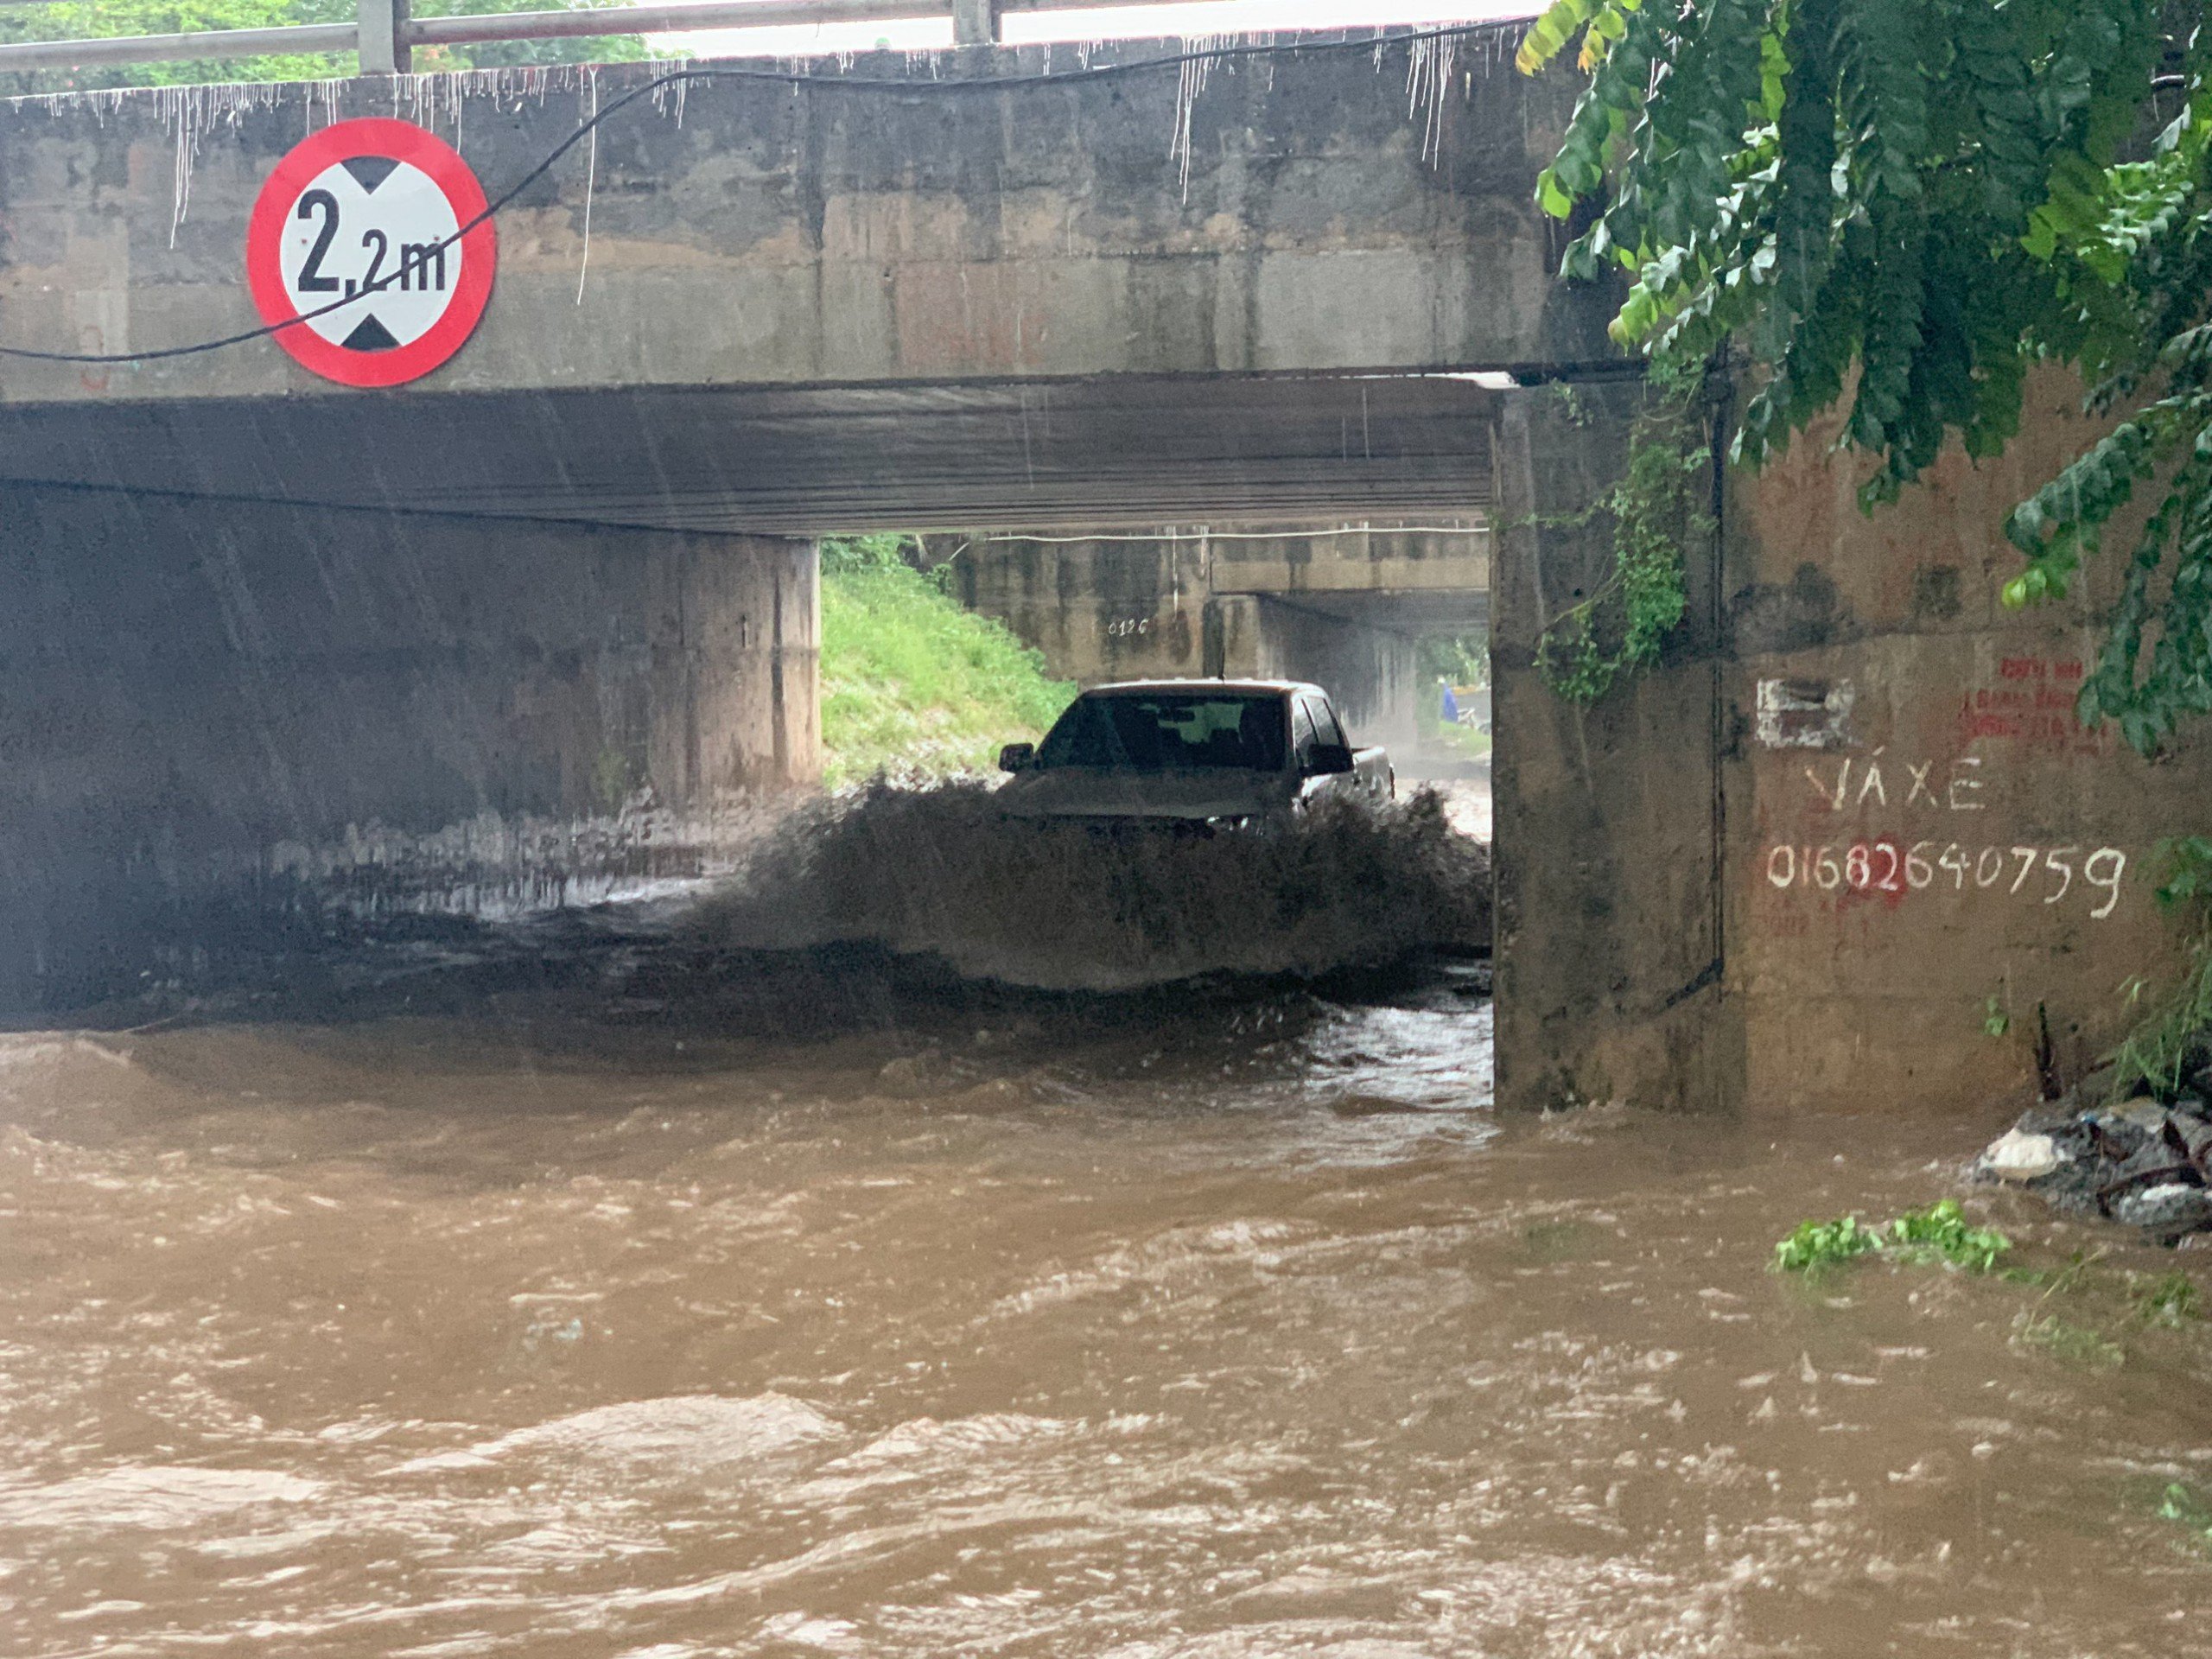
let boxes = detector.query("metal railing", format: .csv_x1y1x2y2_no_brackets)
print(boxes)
0,0,1183,73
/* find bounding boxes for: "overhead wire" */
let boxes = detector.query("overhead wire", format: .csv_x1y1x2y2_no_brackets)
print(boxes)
0,21,1520,365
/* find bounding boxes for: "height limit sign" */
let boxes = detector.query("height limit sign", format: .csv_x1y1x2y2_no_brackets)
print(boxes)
246,118,496,388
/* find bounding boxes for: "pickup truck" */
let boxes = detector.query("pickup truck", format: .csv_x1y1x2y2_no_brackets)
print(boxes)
995,679,1393,827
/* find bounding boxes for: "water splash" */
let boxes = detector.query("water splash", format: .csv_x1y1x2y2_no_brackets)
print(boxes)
690,780,1491,991
393,1394,841,1475
261,791,788,923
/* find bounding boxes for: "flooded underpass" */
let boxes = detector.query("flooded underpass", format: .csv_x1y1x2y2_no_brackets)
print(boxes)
0,787,2203,1656
15,0,2212,1643
6,932,2212,1657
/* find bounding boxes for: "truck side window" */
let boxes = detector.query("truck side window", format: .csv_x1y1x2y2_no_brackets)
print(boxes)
1291,698,1319,768
1309,696,1348,751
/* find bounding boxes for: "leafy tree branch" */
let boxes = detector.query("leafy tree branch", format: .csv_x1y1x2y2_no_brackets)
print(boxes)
1518,0,2212,753
1532,391,1712,705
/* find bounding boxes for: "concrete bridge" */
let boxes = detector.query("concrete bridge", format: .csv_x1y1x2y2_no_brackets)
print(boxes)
932,519,1490,748
4,29,2200,1117
0,31,1580,524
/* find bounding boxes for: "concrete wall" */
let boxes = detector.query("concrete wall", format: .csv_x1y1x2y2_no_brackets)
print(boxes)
0,483,816,1010
1723,373,2212,1116
1490,385,1738,1114
1205,524,1495,601
945,522,1484,750
1490,367,2212,1120
1243,595,1423,753
0,36,1603,408
944,531,1214,685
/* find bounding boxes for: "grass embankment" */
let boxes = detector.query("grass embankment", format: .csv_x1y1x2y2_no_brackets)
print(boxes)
819,536,1076,788
1426,721,1493,760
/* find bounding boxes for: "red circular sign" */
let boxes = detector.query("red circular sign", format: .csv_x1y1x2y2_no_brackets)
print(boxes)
246,118,496,389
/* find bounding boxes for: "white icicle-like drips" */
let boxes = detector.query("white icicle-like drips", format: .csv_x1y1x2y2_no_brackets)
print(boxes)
299,78,340,139
1167,35,1226,204
0,60,715,254
190,86,270,240
0,78,301,241
576,69,600,306
1461,18,1525,81
0,26,1538,258
647,64,691,128
1404,32,1459,166
170,102,195,246
163,83,298,245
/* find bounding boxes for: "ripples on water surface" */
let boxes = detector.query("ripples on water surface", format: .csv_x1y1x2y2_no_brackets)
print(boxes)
4,937,2212,1656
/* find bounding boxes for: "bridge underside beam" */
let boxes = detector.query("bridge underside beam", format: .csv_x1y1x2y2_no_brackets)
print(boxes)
0,372,1498,537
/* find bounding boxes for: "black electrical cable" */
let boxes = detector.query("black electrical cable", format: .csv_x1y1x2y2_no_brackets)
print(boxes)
0,21,1519,366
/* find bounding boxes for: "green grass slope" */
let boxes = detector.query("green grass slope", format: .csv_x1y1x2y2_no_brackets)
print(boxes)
819,536,1077,788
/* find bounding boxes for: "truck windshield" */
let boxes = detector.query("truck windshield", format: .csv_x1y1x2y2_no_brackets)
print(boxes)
1034,693,1287,771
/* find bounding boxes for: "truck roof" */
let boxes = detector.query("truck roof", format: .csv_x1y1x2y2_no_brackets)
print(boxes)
1080,679,1319,697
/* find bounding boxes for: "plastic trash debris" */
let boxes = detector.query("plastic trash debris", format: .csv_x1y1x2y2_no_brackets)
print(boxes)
1979,1128,2063,1183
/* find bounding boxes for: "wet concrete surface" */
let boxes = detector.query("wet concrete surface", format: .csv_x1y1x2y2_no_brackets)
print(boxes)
4,926,2212,1656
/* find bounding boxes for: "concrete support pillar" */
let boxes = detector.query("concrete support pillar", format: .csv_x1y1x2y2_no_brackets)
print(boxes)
951,0,1000,45
0,484,817,1012
357,0,410,75
1203,594,1262,680
1489,384,1741,1112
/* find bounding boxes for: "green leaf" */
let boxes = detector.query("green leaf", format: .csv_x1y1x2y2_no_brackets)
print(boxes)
1518,0,2212,750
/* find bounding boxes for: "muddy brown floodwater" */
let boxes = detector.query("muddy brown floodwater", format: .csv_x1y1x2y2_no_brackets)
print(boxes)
5,951,2212,1657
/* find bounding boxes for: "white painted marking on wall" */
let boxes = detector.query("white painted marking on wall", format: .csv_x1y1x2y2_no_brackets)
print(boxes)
1755,678,1855,750
1756,840,2128,918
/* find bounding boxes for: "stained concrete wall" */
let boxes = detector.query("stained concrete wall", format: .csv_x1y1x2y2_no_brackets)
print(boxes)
1490,385,1738,1114
1491,367,2212,1119
944,522,1484,751
0,36,1602,408
944,531,1214,685
1239,596,1423,753
0,483,816,1010
1723,373,2212,1116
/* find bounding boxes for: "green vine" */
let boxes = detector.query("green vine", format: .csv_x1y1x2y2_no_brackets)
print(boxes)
2106,835,2212,1103
1534,397,1713,706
